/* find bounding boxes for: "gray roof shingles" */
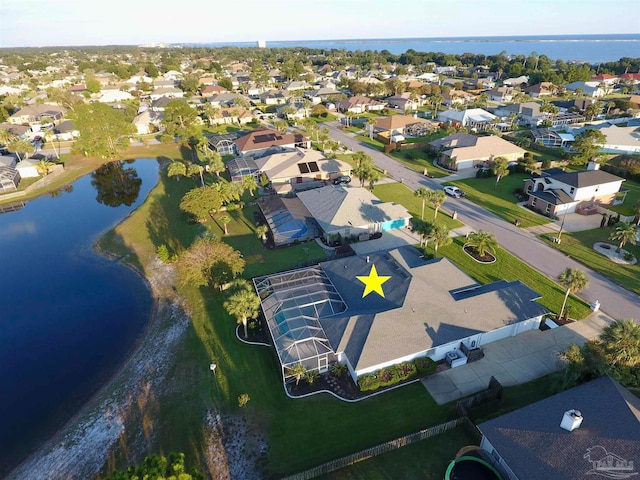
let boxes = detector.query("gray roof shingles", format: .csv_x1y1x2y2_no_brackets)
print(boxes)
478,376,640,480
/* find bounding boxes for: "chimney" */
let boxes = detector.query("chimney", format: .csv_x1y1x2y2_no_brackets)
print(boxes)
587,161,600,171
560,409,583,432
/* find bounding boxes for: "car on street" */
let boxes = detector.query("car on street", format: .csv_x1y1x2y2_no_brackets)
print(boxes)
333,175,352,185
443,186,465,198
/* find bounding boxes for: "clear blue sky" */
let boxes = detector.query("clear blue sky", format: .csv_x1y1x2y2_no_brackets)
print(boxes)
1,0,639,48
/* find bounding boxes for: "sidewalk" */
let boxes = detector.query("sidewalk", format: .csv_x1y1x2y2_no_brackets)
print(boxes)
422,312,613,405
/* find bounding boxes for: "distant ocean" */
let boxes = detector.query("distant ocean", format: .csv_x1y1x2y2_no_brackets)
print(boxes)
186,34,640,64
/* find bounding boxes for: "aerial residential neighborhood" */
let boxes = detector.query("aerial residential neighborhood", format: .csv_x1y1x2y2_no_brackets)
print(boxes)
1,5,639,479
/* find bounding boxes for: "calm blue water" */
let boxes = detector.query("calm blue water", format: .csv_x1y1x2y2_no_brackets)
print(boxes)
0,159,157,474
193,34,640,64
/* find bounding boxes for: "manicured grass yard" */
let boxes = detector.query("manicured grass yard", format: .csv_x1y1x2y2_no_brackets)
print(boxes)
434,237,591,319
450,173,551,228
539,227,640,295
100,165,453,477
609,179,640,217
373,182,464,229
317,427,477,480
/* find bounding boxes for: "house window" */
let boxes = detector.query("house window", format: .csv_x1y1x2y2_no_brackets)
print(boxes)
570,187,575,194
546,203,551,213
531,197,537,207
526,185,532,193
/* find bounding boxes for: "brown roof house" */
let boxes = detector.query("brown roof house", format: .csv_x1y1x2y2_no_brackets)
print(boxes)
374,115,438,138
234,128,310,158
338,95,386,114
524,164,625,216
430,132,525,170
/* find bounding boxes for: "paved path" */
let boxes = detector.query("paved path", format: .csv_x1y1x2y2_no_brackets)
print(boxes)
423,311,614,405
324,122,639,321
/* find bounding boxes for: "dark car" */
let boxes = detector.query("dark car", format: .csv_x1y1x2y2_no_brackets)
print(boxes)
333,175,352,185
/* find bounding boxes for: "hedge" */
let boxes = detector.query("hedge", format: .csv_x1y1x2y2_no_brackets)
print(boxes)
357,357,438,392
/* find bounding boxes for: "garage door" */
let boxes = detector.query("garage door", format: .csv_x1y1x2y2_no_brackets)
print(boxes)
381,218,406,231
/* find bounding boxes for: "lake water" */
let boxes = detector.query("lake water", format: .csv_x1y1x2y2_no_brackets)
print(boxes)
0,159,158,475
197,34,640,64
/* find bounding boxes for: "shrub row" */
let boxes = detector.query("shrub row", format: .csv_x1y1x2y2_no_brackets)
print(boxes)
357,357,438,392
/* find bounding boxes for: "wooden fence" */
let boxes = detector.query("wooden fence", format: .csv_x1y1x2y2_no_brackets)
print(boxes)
282,417,465,480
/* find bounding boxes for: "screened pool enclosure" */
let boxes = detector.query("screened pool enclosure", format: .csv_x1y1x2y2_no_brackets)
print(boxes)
253,266,346,382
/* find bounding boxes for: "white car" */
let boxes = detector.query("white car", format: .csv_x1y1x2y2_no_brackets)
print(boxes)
443,186,465,198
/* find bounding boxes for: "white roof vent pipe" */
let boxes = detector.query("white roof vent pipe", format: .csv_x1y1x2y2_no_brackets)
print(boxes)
560,409,583,432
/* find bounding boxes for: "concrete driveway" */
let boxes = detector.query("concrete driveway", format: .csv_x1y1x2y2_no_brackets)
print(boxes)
350,227,421,255
423,312,613,405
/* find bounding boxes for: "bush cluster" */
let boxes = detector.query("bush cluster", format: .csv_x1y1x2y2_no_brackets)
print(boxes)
358,357,437,392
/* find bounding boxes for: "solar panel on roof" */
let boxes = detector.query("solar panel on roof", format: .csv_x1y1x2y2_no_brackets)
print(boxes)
308,162,319,172
298,163,310,174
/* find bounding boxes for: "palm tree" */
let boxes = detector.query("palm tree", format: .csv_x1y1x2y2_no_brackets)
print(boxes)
242,174,257,196
430,190,447,221
412,219,434,248
492,156,510,189
366,168,382,191
414,187,432,220
287,363,308,386
609,222,637,253
431,224,451,258
467,230,498,258
599,319,640,367
8,138,34,162
557,268,589,320
633,200,640,226
256,224,269,242
367,117,377,139
0,130,15,146
206,151,225,179
187,163,204,186
167,161,186,181
606,101,615,116
223,285,260,338
36,159,55,177
219,214,231,235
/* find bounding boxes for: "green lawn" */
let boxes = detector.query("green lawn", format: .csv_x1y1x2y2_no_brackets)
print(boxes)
355,134,386,151
99,167,453,477
373,182,464,229
432,237,591,319
390,149,450,178
539,227,640,295
317,427,476,480
450,173,551,228
609,179,640,217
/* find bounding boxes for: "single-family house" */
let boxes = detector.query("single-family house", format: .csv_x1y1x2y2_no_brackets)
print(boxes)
569,124,640,154
564,81,605,98
502,75,529,87
430,133,525,170
132,110,164,135
523,165,625,216
0,123,30,139
207,93,251,108
0,165,21,193
437,108,497,131
304,87,342,105
296,185,411,243
52,120,79,141
9,105,66,126
255,149,351,193
478,376,640,480
98,89,134,103
234,128,310,158
374,115,438,138
384,92,419,112
619,73,640,85
259,90,289,105
148,87,184,101
524,82,557,98
282,80,312,92
150,97,172,112
208,107,254,126
15,159,40,178
253,246,546,383
443,89,475,107
415,72,439,83
591,73,618,86
338,95,386,114
485,87,514,103
200,85,229,98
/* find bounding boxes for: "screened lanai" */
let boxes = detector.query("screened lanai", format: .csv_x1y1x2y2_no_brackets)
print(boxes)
253,266,346,381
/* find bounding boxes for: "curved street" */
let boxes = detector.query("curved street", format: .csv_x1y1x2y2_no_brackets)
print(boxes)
323,121,639,321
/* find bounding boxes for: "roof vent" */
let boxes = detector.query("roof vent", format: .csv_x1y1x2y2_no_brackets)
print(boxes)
560,409,583,432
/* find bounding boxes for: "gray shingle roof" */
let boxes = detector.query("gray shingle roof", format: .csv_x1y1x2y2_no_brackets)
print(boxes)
545,170,624,188
479,376,640,480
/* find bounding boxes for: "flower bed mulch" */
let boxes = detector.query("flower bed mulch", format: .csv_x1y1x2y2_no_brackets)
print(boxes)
463,245,496,263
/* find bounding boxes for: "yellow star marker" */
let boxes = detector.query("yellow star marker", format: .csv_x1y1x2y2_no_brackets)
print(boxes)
356,264,391,298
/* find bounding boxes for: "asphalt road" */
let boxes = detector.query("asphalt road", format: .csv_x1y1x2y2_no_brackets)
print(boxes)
324,122,639,321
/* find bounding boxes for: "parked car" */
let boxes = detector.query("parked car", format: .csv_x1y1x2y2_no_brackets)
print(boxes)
443,186,465,198
333,175,351,185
